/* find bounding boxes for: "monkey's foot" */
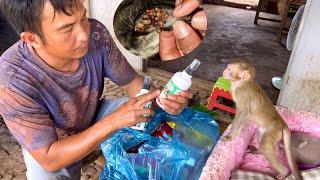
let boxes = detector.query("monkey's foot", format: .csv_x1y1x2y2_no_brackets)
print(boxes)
246,145,260,154
221,135,233,141
276,170,289,180
293,173,303,180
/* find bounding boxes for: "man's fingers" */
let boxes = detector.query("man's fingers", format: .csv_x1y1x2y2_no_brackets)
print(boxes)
162,103,181,115
136,116,151,124
175,0,183,6
191,10,207,31
178,90,193,99
159,31,181,61
173,0,201,17
135,108,154,119
166,94,187,104
173,21,201,55
162,98,182,111
199,30,206,38
136,90,160,107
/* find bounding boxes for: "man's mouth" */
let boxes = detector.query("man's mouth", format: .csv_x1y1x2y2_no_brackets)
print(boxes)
74,44,88,51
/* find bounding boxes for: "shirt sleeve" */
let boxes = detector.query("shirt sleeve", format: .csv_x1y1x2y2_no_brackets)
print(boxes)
0,87,57,151
91,19,137,86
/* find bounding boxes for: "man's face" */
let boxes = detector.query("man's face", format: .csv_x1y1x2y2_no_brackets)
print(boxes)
40,0,90,59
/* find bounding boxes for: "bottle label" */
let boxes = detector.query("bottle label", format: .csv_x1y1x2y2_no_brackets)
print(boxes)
165,79,182,95
156,79,182,111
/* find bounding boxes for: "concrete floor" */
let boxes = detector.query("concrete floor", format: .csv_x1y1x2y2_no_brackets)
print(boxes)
148,5,291,103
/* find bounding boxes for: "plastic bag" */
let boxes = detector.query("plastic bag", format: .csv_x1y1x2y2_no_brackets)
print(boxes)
100,108,220,180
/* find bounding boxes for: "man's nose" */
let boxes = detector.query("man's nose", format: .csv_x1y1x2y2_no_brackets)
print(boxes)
77,24,89,43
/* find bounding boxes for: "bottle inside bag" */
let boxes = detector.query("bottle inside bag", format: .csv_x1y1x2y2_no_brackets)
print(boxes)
131,76,153,131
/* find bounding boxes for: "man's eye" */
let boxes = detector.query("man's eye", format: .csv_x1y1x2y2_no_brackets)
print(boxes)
65,28,73,33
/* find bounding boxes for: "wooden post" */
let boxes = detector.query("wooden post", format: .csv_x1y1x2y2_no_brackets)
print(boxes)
277,0,291,44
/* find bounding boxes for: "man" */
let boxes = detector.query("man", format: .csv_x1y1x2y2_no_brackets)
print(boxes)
0,0,191,179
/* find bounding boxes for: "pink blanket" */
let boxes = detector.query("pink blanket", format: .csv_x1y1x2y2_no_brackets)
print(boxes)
200,106,320,180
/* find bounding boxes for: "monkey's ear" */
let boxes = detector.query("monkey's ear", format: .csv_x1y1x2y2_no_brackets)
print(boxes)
241,70,252,81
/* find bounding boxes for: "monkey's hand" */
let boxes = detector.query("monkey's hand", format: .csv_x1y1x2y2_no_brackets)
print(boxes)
221,134,233,141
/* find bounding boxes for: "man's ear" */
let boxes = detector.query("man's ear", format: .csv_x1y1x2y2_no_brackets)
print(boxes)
20,32,43,49
241,70,252,81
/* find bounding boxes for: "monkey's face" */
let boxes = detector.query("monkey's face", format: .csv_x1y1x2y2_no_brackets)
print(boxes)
223,64,240,82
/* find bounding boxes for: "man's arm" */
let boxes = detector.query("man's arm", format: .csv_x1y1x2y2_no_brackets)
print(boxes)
30,115,117,171
121,74,162,98
121,74,144,98
27,90,160,172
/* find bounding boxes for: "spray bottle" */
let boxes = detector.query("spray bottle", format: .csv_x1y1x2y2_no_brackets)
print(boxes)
156,59,201,111
131,76,153,130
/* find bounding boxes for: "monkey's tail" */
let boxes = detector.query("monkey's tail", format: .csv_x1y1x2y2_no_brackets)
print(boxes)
283,128,302,180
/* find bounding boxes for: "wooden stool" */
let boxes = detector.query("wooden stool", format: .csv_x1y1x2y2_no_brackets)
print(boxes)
207,77,236,115
254,0,281,25
254,0,306,45
207,88,236,115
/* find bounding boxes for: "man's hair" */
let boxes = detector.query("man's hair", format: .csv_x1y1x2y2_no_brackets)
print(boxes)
0,0,79,40
229,58,256,79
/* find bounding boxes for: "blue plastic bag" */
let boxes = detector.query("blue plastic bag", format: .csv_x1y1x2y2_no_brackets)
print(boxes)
100,108,219,180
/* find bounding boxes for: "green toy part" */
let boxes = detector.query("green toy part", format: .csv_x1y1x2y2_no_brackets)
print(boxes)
213,77,231,91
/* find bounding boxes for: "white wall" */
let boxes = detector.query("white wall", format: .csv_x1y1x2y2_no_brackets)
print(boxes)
88,0,143,72
278,0,320,115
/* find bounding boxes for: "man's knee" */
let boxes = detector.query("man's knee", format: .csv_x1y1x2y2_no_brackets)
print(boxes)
94,97,129,122
22,148,81,180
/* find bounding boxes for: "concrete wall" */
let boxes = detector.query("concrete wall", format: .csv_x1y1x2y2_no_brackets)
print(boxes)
88,0,143,72
278,0,320,115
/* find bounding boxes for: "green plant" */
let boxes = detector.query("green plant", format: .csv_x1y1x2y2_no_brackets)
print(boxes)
190,104,218,118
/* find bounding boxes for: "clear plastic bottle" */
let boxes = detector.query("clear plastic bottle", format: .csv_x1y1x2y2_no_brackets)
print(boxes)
156,59,201,111
131,76,153,130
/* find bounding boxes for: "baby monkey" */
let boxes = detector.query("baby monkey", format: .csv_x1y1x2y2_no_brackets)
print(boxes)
222,59,302,180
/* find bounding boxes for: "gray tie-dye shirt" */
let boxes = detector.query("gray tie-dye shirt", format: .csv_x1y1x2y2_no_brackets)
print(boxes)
0,19,136,151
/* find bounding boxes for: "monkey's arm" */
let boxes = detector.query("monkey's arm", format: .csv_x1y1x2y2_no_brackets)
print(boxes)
222,112,247,141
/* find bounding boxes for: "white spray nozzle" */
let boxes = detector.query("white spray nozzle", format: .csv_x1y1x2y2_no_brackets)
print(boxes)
184,59,201,76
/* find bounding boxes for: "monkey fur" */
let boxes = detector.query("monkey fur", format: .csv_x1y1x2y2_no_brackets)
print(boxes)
222,60,302,180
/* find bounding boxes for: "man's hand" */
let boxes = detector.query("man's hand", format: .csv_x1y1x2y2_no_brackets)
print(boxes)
159,90,193,115
109,90,161,129
173,0,201,17
122,75,193,115
159,0,207,61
